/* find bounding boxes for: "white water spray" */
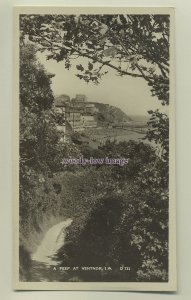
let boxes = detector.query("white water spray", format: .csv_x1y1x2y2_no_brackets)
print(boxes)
31,218,73,265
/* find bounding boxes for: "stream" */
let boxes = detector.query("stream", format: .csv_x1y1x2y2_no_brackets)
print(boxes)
30,218,73,281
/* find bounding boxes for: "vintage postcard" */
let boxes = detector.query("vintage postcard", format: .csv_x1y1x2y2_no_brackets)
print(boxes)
13,6,176,291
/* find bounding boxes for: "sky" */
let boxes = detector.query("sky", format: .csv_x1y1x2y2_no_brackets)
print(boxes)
37,52,168,116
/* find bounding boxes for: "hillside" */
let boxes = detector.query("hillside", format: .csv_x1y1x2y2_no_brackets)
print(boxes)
54,94,132,124
92,102,132,124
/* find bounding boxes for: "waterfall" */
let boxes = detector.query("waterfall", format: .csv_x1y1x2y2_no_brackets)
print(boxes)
31,218,73,266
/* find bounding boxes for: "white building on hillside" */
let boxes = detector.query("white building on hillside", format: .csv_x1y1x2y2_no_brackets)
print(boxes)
82,115,97,128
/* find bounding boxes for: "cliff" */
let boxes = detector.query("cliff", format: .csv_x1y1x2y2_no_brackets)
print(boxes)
92,102,132,124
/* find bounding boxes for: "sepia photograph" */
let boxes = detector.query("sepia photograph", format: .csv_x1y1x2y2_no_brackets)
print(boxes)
13,6,176,291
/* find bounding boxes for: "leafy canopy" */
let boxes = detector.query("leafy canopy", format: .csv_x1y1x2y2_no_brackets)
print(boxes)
20,14,170,104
